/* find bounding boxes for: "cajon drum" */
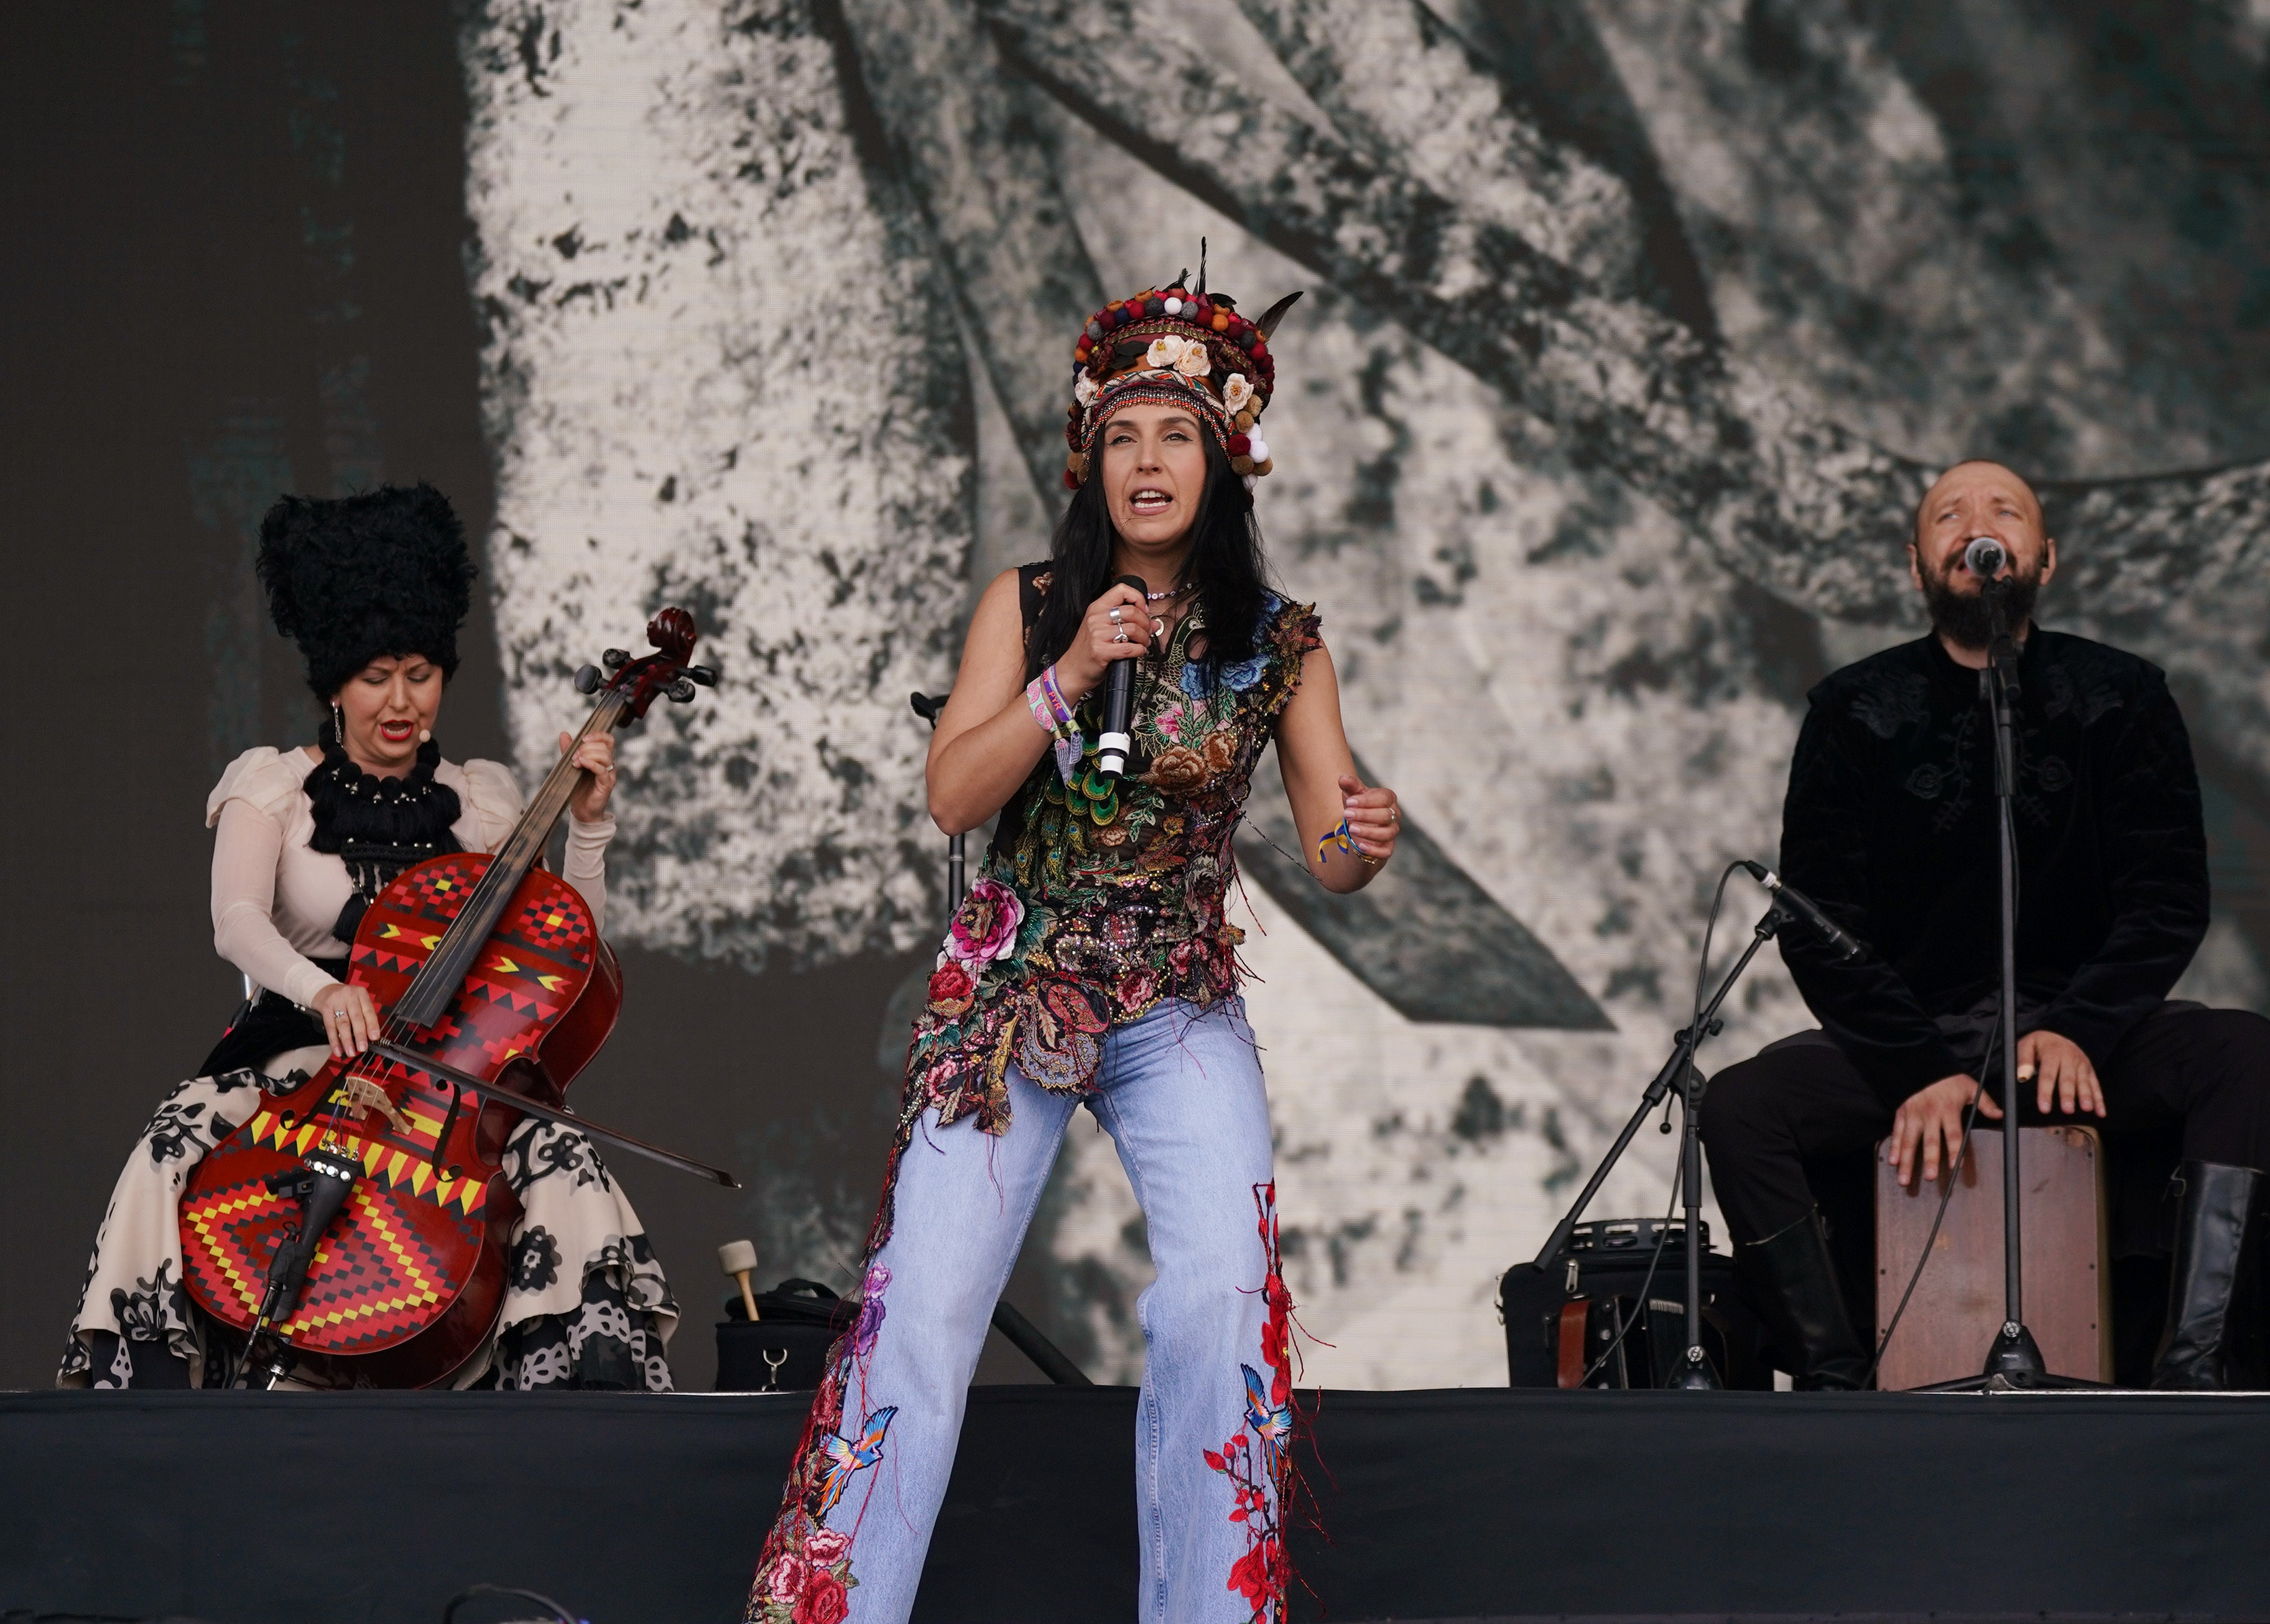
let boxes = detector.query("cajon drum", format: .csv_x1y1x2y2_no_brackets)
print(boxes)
1873,1125,2111,1389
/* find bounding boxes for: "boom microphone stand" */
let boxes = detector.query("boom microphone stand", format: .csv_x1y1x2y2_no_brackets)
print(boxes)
1533,894,1796,1389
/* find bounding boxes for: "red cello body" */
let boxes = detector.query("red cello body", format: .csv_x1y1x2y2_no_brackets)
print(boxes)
177,607,711,1390
180,858,619,1386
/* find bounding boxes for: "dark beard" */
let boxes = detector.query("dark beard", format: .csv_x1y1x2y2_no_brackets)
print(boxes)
1922,563,2040,651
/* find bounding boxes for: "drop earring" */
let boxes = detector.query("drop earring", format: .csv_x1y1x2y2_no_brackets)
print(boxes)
331,703,346,746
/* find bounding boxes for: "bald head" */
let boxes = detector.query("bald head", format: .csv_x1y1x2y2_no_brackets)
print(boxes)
1908,458,2057,655
1913,460,2044,551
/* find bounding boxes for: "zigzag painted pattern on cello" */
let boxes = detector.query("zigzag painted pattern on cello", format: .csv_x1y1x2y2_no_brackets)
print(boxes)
178,855,600,1360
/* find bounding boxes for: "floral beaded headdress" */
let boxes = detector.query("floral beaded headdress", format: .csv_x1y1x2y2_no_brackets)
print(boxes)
1063,247,1301,491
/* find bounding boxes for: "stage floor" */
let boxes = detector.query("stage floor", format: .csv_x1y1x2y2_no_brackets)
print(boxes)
4,1385,2267,1623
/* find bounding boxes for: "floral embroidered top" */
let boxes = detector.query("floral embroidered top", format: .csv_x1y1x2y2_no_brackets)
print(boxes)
907,565,1322,1134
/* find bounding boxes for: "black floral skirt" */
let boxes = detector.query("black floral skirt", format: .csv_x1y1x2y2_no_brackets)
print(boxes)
58,1054,678,1390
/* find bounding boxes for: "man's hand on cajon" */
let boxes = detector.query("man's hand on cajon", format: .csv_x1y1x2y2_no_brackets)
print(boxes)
1886,1029,2107,1188
2018,1029,2104,1119
1888,1075,1999,1189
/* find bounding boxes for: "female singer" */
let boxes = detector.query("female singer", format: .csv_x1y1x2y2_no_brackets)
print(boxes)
60,484,677,1390
749,272,1400,1624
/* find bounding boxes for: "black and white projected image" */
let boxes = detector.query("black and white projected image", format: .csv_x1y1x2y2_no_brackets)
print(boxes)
448,0,2270,1385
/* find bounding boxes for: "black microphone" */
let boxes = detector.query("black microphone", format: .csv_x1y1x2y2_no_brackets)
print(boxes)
1962,534,2026,676
1098,574,1146,779
1740,861,1863,960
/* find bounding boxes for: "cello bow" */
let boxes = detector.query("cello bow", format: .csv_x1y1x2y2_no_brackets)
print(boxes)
367,1037,739,1187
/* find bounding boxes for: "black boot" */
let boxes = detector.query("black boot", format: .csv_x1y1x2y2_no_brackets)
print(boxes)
1739,1209,1869,1391
2151,1160,2266,1391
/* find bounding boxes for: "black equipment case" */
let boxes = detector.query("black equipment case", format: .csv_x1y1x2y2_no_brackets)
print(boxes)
1501,1217,1771,1390
716,1278,856,1392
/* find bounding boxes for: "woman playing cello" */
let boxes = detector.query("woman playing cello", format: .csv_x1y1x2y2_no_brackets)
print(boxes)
60,484,677,1390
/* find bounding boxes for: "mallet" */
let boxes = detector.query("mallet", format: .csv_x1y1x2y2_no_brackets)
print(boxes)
718,1238,760,1321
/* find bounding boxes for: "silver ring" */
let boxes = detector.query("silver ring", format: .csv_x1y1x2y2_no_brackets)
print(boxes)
1114,630,1130,644
1109,607,1123,625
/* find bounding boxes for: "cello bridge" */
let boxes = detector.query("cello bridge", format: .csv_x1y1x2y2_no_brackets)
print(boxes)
336,1075,414,1137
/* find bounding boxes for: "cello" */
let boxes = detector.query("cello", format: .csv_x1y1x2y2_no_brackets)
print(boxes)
180,608,731,1388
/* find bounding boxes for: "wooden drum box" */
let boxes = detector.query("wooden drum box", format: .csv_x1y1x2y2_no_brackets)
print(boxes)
1874,1125,2112,1389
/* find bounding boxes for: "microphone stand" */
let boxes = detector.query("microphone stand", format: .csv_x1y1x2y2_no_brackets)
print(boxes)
1917,587,2102,1392
909,692,965,909
1978,592,2048,1383
1533,900,1794,1388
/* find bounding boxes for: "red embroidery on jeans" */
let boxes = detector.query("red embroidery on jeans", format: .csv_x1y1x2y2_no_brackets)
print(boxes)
1204,1182,1315,1623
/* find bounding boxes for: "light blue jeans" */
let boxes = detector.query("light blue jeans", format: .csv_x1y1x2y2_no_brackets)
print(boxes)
760,997,1286,1624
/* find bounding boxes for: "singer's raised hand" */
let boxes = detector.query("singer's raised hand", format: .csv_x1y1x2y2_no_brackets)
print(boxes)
1340,774,1402,865
1054,582,1161,703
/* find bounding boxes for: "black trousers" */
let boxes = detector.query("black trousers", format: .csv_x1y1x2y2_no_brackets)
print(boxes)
1701,1001,2270,1248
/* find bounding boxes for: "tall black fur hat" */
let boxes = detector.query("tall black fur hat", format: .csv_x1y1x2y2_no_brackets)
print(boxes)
256,483,476,701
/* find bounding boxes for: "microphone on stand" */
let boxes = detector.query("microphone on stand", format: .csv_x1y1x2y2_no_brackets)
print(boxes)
1963,536,2024,684
1739,861,1863,960
1098,574,1146,779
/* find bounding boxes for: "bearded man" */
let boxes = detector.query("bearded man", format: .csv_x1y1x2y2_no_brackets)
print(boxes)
1702,460,2270,1390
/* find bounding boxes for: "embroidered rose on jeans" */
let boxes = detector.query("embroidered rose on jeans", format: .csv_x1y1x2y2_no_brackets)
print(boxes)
945,878,1023,967
804,1528,850,1564
766,1552,810,1603
793,1571,849,1624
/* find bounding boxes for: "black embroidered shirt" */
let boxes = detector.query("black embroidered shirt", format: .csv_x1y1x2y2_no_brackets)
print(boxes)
1777,628,2208,1107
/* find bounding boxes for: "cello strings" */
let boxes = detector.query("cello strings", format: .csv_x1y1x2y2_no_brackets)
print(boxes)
320,690,628,1158
385,687,622,1026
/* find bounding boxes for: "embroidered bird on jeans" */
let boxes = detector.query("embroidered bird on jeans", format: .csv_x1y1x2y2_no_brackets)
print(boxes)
1241,1366,1291,1465
815,1406,899,1515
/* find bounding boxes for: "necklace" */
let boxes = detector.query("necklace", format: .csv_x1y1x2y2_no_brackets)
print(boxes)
1146,581,1192,603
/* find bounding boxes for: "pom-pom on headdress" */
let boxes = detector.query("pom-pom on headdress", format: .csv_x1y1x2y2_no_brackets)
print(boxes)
255,483,477,702
1065,245,1301,491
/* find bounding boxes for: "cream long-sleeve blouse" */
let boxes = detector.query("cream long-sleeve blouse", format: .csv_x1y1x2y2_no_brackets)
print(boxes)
206,746,613,1011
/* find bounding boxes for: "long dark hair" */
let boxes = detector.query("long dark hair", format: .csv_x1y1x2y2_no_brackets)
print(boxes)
1024,431,1272,682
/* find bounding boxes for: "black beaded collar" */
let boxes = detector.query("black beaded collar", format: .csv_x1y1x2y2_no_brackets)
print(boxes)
306,721,464,939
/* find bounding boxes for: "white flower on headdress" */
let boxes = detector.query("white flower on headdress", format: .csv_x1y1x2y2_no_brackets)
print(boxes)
1074,372,1098,408
1173,342,1211,378
1221,373,1254,414
1144,336,1187,371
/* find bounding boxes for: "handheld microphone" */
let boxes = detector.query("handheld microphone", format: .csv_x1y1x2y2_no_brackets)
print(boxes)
1098,574,1147,779
1740,861,1863,961
1963,535,2007,580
